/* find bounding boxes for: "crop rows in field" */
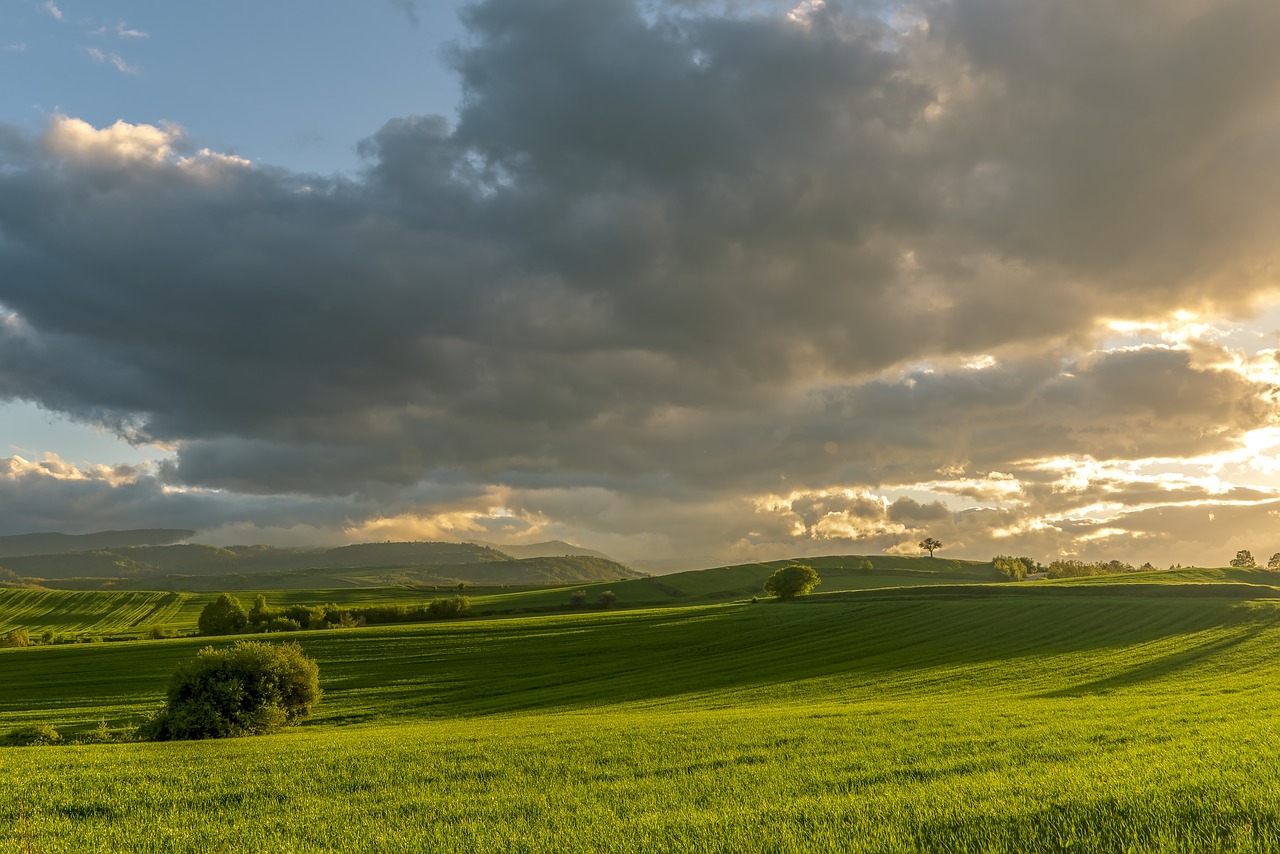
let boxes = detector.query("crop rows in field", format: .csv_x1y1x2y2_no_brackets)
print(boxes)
0,589,193,637
4,586,1278,731
6,586,1280,852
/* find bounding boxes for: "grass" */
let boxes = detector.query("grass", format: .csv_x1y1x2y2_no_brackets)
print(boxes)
5,577,1280,851
0,554,1002,638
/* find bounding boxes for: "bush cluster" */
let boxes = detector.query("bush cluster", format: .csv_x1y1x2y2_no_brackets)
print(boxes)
139,641,321,741
993,556,1039,581
1045,559,1142,579
0,723,61,747
197,593,471,637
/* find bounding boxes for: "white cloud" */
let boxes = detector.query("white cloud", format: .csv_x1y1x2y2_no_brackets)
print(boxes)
2,43,26,54
84,47,139,74
1,453,144,488
42,0,63,22
44,115,181,163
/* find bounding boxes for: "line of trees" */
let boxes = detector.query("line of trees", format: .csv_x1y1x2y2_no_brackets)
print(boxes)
198,593,471,636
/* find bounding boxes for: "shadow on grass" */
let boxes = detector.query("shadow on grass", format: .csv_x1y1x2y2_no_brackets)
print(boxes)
1038,624,1268,698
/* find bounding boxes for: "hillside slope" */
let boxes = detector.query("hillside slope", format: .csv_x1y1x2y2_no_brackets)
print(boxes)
0,529,194,558
0,541,511,587
6,574,1280,852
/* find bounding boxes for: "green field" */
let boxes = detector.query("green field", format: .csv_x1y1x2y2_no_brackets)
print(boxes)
5,567,1280,852
0,555,1006,638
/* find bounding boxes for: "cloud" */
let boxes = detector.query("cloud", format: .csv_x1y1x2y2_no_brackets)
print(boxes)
42,1,63,22
3,0,1280,564
84,47,139,74
2,44,26,54
44,115,179,162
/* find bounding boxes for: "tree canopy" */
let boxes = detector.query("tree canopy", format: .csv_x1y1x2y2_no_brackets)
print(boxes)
1230,550,1257,569
197,593,249,636
763,564,821,600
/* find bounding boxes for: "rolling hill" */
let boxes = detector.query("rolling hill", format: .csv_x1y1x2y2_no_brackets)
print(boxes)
0,528,195,558
5,567,1280,851
473,539,615,560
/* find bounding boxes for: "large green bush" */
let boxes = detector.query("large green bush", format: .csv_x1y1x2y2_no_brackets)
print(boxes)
140,641,321,741
763,564,821,600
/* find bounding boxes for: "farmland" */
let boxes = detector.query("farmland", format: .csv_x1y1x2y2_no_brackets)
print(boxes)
0,554,1008,639
5,566,1280,851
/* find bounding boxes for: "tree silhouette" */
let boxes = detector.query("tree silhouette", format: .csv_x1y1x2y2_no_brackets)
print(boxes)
919,537,943,558
1230,549,1257,569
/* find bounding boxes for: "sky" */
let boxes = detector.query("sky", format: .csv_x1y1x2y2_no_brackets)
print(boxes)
3,0,1280,571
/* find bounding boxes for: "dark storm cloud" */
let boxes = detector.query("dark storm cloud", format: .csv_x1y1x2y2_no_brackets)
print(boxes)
2,0,1280,557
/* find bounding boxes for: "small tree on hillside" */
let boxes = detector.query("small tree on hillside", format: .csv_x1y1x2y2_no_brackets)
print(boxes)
139,641,320,741
198,593,249,636
919,537,943,558
1230,550,1257,569
764,564,821,600
1268,553,1280,571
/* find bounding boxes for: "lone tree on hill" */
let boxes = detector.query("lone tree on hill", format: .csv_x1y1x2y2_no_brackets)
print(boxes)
1268,553,1280,571
1230,550,1258,569
764,563,821,600
139,641,321,741
198,593,249,636
919,537,943,558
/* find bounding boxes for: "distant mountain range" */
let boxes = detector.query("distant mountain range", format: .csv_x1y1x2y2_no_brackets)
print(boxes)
474,540,615,561
0,529,195,558
0,536,641,591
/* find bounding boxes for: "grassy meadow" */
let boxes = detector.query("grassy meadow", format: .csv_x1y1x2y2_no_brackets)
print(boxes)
5,568,1280,851
0,554,1006,638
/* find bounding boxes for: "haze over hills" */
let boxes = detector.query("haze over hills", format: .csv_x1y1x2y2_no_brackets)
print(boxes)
0,540,640,591
0,529,195,558
474,540,614,561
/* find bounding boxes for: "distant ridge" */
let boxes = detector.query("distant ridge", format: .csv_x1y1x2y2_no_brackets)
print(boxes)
474,540,614,561
0,529,195,558
0,540,644,590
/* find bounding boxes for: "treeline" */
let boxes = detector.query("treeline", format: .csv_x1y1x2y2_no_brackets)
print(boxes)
1043,559,1156,579
993,556,1161,581
198,593,472,636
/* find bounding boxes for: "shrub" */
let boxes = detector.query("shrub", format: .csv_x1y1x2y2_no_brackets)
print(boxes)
73,719,123,745
139,641,321,741
597,590,617,608
569,589,589,608
265,617,302,633
1,723,61,746
0,629,30,648
427,596,470,619
764,564,821,600
198,593,249,636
